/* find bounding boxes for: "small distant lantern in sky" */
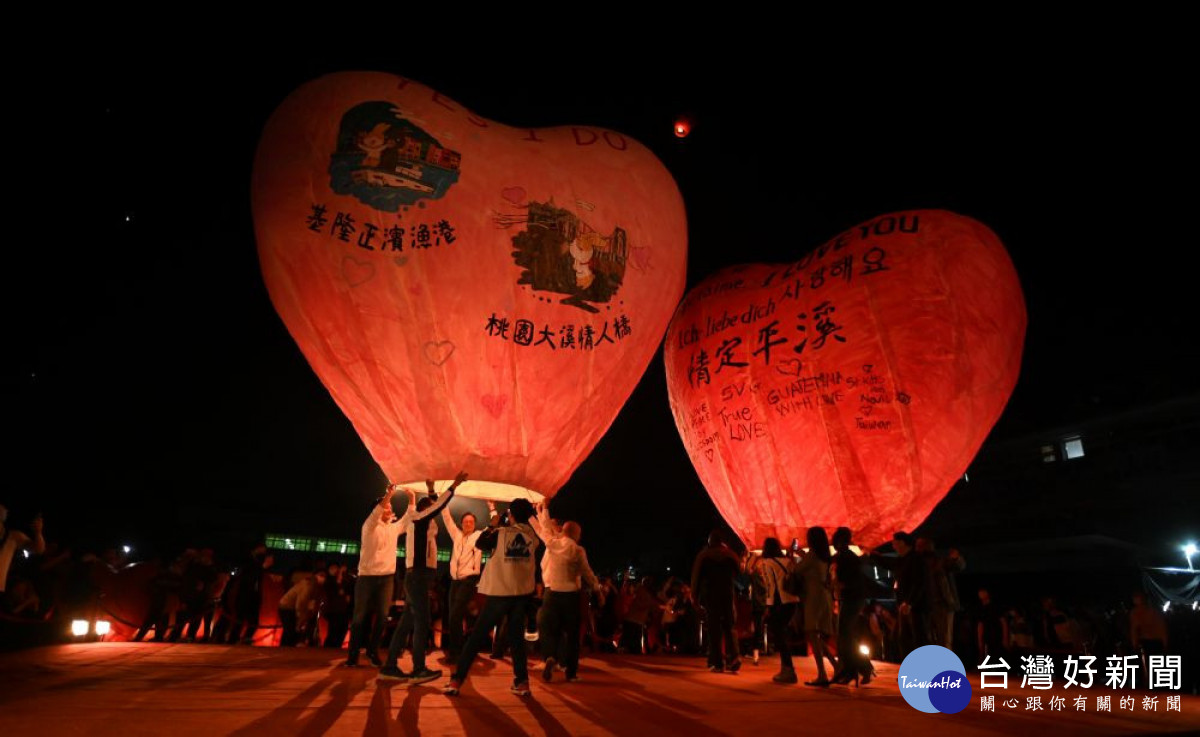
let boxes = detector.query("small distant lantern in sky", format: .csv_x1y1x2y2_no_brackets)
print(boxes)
674,119,691,138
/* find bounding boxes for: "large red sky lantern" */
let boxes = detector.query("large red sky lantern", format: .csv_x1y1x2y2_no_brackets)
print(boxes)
664,211,1025,549
253,72,687,501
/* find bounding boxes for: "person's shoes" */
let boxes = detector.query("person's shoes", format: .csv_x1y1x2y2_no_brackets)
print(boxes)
708,664,723,673
726,659,742,673
832,670,860,687
805,678,831,688
542,657,556,682
367,652,383,668
340,660,360,668
772,668,798,684
443,679,461,696
378,665,410,681
565,673,581,682
510,680,531,696
408,668,442,686
489,652,504,660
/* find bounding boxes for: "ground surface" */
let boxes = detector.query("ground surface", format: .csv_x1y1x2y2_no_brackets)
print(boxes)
1,644,1197,736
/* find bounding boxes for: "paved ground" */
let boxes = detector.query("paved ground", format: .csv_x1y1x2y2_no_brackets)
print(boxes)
1,644,1197,736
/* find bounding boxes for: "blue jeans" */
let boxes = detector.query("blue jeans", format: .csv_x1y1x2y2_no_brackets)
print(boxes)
454,594,531,685
346,574,393,663
387,567,435,672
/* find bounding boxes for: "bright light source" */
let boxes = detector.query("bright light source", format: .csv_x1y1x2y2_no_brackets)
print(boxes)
1162,602,1171,613
122,545,132,554
1184,543,1198,571
71,620,89,637
22,550,29,559
674,120,691,138
94,620,111,636
859,644,871,656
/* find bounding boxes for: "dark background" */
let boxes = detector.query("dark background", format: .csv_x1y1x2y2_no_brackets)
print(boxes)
4,34,1196,574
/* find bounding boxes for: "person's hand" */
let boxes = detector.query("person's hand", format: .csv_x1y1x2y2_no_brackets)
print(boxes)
425,479,436,493
486,500,496,513
30,515,43,534
453,470,469,487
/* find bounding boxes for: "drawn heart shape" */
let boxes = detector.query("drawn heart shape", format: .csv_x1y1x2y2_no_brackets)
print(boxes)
341,256,376,286
423,340,456,366
481,394,508,418
253,72,687,501
664,210,1025,548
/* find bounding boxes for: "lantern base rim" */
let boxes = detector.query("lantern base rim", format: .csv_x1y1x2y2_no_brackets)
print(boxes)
401,479,546,503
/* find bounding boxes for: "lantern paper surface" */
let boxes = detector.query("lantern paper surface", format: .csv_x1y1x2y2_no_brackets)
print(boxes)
664,211,1025,548
253,72,687,500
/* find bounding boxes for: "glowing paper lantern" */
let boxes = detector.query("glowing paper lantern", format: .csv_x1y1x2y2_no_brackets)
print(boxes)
664,211,1025,548
253,72,686,501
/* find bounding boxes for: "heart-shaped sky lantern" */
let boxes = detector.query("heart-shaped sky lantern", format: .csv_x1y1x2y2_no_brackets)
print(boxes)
253,72,686,501
665,211,1025,549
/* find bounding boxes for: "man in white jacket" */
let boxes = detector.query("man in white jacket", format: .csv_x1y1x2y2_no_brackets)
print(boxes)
443,498,545,697
537,507,601,683
440,493,494,659
343,487,406,668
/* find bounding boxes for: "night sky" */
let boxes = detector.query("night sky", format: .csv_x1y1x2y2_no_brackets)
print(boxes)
6,39,1195,572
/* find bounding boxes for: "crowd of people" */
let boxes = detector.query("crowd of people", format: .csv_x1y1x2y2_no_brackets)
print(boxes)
3,497,1197,695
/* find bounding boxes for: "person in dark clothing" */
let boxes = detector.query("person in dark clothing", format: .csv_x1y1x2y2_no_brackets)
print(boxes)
226,545,271,644
176,549,217,642
691,530,742,673
831,527,873,685
323,563,352,648
872,531,930,657
134,558,181,642
975,587,1008,659
379,472,467,685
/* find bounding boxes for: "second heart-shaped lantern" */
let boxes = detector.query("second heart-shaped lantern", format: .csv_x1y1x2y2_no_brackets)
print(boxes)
253,72,687,500
665,210,1025,548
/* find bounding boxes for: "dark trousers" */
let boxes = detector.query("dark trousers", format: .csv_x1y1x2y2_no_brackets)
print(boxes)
455,594,531,685
542,590,583,677
899,604,931,656
387,567,434,671
444,576,479,656
279,608,299,646
768,603,797,669
324,612,349,648
703,598,739,668
836,598,867,676
347,574,394,663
